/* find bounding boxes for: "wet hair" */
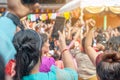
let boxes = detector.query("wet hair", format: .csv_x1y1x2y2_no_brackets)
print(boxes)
97,51,120,80
105,36,120,52
0,55,5,80
13,29,42,80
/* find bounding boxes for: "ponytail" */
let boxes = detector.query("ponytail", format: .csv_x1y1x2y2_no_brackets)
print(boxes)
13,30,42,80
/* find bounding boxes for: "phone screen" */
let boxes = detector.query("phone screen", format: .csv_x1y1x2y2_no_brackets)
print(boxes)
52,16,65,39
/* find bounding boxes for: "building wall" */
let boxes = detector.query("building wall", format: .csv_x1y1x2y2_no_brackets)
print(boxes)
0,0,7,7
0,0,7,3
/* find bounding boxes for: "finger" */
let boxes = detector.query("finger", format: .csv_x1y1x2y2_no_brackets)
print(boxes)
58,30,62,36
63,30,66,38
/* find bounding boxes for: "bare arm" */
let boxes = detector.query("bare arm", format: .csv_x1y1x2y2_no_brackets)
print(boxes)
74,28,81,41
85,29,98,65
58,31,76,70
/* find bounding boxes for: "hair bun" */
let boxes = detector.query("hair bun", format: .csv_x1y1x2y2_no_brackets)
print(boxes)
102,50,120,63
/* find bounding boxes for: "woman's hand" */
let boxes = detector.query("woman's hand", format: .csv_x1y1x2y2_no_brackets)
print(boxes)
58,30,67,51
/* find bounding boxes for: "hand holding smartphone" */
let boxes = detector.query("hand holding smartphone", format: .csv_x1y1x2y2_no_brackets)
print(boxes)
52,16,66,40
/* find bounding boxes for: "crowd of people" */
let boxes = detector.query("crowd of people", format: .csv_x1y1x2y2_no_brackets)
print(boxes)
1,0,120,80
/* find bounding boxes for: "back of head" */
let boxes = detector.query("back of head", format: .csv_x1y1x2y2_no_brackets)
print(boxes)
95,33,106,45
39,33,48,44
52,52,60,60
13,29,42,80
97,51,120,80
21,0,39,4
105,36,120,52
117,26,120,33
0,55,5,80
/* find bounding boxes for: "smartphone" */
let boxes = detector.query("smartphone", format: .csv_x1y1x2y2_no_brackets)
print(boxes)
52,16,65,40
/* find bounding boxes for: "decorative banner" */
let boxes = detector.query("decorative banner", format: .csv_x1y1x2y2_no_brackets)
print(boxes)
35,14,40,19
51,13,57,19
64,12,70,20
27,14,31,21
57,13,60,16
40,14,48,21
103,15,107,31
109,6,120,14
48,13,52,19
85,7,105,14
31,14,36,21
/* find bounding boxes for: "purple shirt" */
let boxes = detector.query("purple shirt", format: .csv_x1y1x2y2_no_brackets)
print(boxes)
39,56,55,72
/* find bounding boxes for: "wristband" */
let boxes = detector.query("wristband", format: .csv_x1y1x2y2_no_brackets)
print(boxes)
61,49,68,54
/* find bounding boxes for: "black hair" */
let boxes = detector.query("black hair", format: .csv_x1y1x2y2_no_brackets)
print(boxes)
95,33,106,45
39,33,48,45
97,36,120,80
52,52,60,61
66,39,72,46
49,41,55,50
72,32,76,39
117,26,120,32
82,37,86,50
13,29,42,80
97,51,120,80
0,55,5,80
21,0,39,4
105,36,120,52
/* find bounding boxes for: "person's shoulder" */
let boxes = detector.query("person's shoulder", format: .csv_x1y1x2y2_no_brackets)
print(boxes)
22,71,56,80
23,72,50,80
0,16,14,25
56,68,78,80
0,16,10,21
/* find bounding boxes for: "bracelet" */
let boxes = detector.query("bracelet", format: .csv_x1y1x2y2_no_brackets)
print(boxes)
61,49,68,54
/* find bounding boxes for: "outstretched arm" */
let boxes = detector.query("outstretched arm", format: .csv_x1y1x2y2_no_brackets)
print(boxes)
58,31,76,70
85,29,98,65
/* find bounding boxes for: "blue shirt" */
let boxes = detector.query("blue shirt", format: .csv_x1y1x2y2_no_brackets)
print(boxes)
23,65,78,80
0,15,16,64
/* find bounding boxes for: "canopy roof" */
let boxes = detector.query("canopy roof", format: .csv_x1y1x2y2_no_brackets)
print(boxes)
58,0,120,14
